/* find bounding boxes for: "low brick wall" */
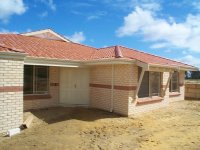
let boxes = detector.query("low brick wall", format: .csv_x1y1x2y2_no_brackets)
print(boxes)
185,83,200,100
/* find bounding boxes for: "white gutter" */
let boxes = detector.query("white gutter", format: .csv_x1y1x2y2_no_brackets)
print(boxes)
83,58,136,65
110,64,114,112
24,56,81,67
0,51,27,60
148,63,198,71
24,57,137,67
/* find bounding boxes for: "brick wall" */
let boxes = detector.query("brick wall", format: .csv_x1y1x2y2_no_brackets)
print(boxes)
0,57,24,133
90,65,112,112
90,64,136,115
113,65,137,115
24,66,60,110
185,83,200,100
90,65,186,116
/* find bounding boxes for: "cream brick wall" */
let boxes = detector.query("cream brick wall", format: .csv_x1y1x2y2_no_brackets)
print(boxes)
24,66,60,110
113,65,137,115
0,59,23,87
90,65,112,112
185,83,200,100
90,65,186,116
113,90,131,115
0,58,24,133
114,65,137,86
90,87,111,111
90,64,136,116
90,65,112,85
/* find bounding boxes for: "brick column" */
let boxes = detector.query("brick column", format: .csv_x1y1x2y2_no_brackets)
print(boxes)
0,52,25,133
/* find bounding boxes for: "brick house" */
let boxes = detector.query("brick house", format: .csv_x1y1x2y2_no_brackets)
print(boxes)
0,29,198,133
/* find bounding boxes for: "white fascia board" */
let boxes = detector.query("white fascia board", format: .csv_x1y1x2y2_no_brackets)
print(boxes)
149,63,198,71
24,57,136,67
179,67,199,71
0,51,27,60
24,57,81,67
83,58,136,65
136,61,198,72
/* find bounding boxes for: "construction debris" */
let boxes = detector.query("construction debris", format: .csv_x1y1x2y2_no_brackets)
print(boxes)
7,128,20,137
22,115,34,129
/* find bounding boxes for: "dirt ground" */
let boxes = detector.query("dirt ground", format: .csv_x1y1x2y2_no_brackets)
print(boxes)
0,100,200,150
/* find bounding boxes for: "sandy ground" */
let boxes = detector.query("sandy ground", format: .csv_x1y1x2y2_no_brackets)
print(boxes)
0,100,200,150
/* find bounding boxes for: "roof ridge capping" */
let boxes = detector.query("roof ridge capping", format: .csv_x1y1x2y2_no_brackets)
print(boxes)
114,45,123,58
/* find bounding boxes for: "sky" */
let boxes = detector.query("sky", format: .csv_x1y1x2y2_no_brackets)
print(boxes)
0,0,200,68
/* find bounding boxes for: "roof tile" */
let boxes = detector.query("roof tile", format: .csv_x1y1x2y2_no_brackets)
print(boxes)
0,33,196,69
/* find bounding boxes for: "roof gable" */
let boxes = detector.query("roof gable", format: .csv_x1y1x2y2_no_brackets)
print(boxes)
21,29,70,42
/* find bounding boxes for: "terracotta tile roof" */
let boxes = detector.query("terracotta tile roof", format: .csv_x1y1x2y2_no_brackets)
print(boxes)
121,46,193,68
0,33,196,69
0,44,24,53
0,45,12,52
0,34,96,61
94,46,195,68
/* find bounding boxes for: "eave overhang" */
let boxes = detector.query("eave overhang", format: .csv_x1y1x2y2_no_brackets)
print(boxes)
24,56,81,67
23,56,199,71
0,51,27,60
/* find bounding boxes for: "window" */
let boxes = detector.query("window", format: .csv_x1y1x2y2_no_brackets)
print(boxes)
169,71,179,92
24,65,49,94
138,67,161,98
150,72,161,96
138,71,149,98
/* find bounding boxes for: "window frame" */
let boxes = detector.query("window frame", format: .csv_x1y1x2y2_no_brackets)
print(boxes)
24,65,49,95
149,71,161,97
169,71,180,93
138,67,162,98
